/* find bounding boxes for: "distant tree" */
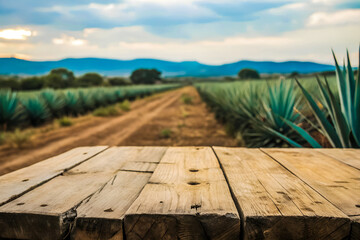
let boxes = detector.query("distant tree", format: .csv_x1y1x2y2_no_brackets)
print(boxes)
238,68,260,80
289,71,300,78
108,77,131,86
0,77,21,90
320,70,336,77
130,69,161,84
21,76,45,90
77,73,103,87
45,68,75,89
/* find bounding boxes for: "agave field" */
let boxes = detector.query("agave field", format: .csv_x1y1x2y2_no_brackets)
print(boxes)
197,50,360,148
0,84,180,130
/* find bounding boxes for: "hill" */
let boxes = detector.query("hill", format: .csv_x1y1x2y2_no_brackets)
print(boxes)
0,57,334,77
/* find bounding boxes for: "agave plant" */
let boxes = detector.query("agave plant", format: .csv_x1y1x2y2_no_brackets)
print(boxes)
64,91,83,115
79,91,95,112
104,91,117,104
41,90,65,117
263,81,301,130
0,89,20,131
244,80,305,147
275,49,360,148
21,98,50,126
92,90,107,107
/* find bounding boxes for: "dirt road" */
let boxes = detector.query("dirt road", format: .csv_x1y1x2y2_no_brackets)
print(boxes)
0,86,237,175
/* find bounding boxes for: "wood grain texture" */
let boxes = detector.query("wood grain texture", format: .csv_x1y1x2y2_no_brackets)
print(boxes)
119,147,167,173
71,147,167,240
214,147,350,240
316,148,360,170
262,148,360,216
0,146,107,206
0,147,141,240
124,147,240,240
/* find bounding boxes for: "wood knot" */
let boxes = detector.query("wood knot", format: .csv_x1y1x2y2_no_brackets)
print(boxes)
104,208,113,212
40,204,48,207
22,179,29,182
188,181,200,185
191,204,201,210
189,169,199,172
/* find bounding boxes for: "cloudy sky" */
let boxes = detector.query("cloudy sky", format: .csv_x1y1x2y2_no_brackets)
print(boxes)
0,0,359,64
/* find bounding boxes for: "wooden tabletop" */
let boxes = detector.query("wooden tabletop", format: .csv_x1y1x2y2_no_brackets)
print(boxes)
0,146,358,240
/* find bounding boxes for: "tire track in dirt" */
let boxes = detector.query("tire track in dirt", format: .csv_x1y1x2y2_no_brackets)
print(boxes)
0,88,183,175
98,90,182,146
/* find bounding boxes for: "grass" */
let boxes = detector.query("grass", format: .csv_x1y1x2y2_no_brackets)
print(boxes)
181,93,193,105
160,128,172,138
180,106,189,118
93,106,120,117
57,117,73,127
118,100,131,111
7,129,33,149
0,132,6,145
177,122,186,128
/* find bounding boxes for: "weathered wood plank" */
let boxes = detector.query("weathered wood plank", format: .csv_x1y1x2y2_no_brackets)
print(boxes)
316,148,360,170
0,146,108,206
119,147,167,173
214,147,350,240
124,147,241,240
71,147,167,240
262,148,360,216
0,147,143,240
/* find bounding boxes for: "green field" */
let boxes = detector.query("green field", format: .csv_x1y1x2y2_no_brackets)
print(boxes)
0,84,180,130
196,76,341,147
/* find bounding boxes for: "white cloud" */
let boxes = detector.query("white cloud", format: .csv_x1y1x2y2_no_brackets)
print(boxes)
0,29,32,40
4,23,354,65
53,35,87,46
1,1,359,66
307,9,360,26
83,26,170,46
268,2,307,13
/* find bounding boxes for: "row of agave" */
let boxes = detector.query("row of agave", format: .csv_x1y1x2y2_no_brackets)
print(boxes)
197,49,359,148
0,84,179,130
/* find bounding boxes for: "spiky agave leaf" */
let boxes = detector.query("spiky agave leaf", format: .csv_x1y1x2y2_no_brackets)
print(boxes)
243,80,304,147
281,49,359,148
41,90,65,118
92,90,107,107
21,98,50,125
353,46,360,145
64,91,82,115
263,80,300,131
104,91,117,104
79,90,95,111
0,89,21,130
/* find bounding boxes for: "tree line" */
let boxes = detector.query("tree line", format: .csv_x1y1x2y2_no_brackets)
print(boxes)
0,68,162,90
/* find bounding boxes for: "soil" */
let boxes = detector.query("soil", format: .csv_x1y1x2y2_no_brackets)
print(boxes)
0,86,237,175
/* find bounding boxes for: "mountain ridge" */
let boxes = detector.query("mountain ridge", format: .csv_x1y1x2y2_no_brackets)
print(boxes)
0,57,334,77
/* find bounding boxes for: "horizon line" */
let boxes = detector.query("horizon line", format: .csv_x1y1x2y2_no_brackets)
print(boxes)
0,56,335,66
